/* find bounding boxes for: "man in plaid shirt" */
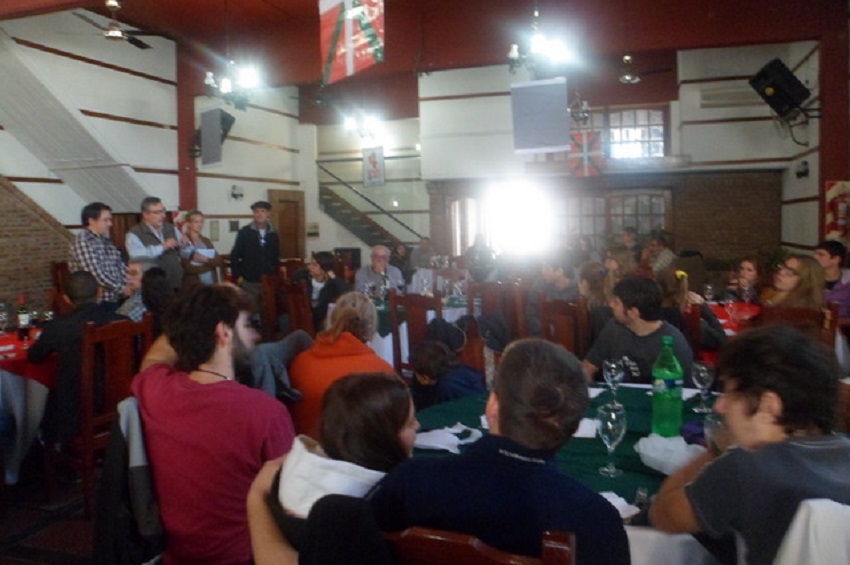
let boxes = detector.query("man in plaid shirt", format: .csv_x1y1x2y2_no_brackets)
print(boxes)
69,202,129,311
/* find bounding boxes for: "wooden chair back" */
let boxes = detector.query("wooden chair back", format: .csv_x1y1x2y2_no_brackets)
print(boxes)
539,297,589,357
49,314,153,518
389,290,443,374
283,280,315,338
456,316,486,375
217,254,232,283
259,274,284,341
467,281,505,317
507,280,532,339
757,303,839,348
683,303,702,361
386,527,575,565
51,261,71,295
46,287,75,317
281,258,304,280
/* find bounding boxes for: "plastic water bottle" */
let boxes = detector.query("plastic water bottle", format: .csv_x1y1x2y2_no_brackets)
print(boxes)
651,335,683,437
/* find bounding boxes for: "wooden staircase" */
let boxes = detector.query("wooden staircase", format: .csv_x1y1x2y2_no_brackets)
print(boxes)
319,185,399,247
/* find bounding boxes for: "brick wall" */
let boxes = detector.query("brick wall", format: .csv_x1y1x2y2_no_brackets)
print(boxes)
0,176,73,310
673,171,782,264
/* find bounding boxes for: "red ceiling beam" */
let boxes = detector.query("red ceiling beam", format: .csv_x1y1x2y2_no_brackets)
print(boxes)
0,0,98,19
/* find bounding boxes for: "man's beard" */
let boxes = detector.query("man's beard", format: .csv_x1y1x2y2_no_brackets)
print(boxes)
231,331,255,385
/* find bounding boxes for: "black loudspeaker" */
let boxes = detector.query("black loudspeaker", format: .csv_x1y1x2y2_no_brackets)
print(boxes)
511,77,571,154
190,109,237,162
749,58,810,120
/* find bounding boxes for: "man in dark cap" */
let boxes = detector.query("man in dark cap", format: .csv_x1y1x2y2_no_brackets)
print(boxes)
230,200,280,301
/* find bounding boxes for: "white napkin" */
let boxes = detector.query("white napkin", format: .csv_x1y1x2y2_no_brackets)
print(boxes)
599,491,641,520
573,418,599,438
588,387,605,399
415,423,483,454
634,434,706,475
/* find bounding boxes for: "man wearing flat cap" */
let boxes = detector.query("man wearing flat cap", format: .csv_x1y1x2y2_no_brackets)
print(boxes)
230,200,280,301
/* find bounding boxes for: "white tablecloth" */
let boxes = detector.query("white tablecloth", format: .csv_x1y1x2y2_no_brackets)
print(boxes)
626,526,721,565
369,306,468,367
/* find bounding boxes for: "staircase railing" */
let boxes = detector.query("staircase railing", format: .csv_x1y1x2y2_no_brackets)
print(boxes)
316,162,421,240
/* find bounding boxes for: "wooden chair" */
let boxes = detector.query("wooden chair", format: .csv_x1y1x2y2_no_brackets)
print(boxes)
683,303,702,361
46,287,74,317
386,527,575,565
45,314,154,519
51,260,71,295
259,274,285,341
757,303,839,348
456,316,486,376
389,290,443,375
283,280,315,337
216,253,232,283
539,297,590,357
281,257,304,280
467,281,505,317
507,279,533,339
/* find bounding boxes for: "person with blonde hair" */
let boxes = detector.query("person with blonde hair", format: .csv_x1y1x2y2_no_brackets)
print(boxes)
289,292,394,437
181,209,221,287
603,246,639,300
656,268,725,350
761,255,824,310
577,261,612,346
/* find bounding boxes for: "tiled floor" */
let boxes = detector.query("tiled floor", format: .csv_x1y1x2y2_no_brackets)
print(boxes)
0,454,92,564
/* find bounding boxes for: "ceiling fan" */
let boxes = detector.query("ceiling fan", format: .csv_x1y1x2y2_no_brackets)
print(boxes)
73,0,168,50
618,54,673,84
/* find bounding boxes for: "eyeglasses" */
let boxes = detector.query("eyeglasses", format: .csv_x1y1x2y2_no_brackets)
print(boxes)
777,263,799,276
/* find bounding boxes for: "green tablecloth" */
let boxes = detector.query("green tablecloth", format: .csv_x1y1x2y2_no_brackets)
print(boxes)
415,385,713,501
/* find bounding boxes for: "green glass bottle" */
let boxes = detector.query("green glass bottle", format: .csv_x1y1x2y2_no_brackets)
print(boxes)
651,335,684,437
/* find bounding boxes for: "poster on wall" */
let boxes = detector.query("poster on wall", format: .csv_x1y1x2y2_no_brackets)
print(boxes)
363,146,385,186
824,181,850,241
319,0,384,84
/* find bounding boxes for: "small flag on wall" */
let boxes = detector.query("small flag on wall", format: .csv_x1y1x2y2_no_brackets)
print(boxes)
319,0,384,85
567,130,604,177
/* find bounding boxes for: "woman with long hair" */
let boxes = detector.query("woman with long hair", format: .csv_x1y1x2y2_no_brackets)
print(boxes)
656,268,725,350
249,372,416,565
726,254,764,303
603,246,639,300
292,251,350,331
577,261,612,346
288,292,394,438
762,255,824,309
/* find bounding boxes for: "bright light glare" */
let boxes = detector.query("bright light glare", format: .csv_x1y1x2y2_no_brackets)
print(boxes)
530,32,546,55
485,183,555,255
546,39,573,64
237,66,260,89
219,77,233,94
343,116,357,131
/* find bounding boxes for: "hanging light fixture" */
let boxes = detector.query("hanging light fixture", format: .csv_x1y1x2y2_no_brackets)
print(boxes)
203,0,259,110
568,91,591,126
619,55,641,84
507,0,576,78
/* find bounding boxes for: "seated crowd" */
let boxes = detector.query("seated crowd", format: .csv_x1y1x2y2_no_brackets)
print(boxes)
20,202,850,564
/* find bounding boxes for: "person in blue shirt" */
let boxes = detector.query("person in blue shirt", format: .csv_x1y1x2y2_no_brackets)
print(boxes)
409,340,486,411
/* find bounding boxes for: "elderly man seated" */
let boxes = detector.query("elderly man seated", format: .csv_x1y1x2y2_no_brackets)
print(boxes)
354,244,404,295
649,325,850,565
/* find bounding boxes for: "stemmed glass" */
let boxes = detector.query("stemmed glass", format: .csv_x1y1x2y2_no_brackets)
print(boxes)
691,362,715,413
602,358,625,406
597,403,627,478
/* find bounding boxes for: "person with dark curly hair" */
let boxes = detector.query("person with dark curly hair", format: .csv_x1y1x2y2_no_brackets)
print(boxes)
408,340,485,410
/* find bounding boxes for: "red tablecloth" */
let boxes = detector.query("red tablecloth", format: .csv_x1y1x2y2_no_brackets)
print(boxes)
0,330,56,388
708,302,761,335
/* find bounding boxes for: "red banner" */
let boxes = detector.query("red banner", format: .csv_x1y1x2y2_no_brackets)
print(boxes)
319,0,384,84
567,130,604,177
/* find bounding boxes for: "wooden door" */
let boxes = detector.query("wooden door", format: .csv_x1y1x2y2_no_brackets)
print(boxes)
269,189,305,259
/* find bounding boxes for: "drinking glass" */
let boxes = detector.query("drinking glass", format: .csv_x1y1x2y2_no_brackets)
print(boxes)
703,412,724,448
692,362,715,413
0,308,7,335
602,358,625,406
703,283,715,303
597,403,627,477
724,297,739,325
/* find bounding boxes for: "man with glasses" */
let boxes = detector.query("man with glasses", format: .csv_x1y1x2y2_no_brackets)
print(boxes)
650,325,850,565
355,244,404,294
230,200,280,302
126,197,183,291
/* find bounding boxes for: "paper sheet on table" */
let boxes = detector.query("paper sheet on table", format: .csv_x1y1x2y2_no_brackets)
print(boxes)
415,423,482,454
600,492,641,520
574,418,599,438
195,248,216,258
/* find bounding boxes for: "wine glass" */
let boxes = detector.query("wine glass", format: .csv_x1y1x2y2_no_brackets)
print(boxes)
703,412,724,448
691,362,715,413
602,358,625,406
0,308,7,335
703,283,715,303
597,403,627,478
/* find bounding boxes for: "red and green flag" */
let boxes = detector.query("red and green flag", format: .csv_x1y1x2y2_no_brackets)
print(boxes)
319,0,384,85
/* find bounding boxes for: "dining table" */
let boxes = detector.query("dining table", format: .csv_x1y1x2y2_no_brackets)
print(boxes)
413,383,723,565
0,328,55,485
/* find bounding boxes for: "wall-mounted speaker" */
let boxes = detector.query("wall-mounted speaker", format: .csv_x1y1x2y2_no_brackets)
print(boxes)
511,77,571,154
749,58,810,121
190,109,237,163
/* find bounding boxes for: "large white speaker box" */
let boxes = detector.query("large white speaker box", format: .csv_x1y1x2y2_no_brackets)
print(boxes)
510,77,570,154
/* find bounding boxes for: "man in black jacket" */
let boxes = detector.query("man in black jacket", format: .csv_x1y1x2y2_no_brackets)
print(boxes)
230,200,280,302
29,271,126,447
